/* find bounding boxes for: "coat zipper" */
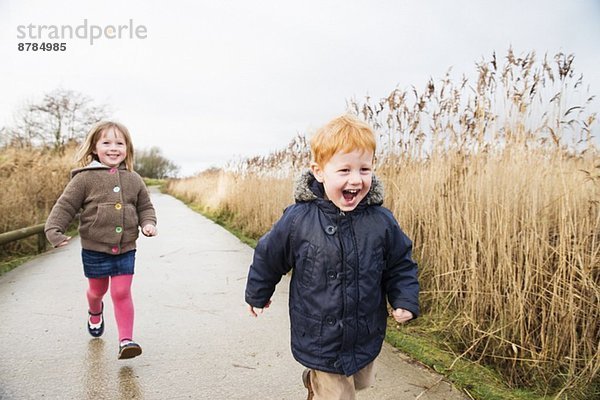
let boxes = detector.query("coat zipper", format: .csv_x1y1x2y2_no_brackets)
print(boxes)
337,210,348,355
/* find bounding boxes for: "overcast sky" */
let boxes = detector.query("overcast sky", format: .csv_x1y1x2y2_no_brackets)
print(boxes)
1,0,599,176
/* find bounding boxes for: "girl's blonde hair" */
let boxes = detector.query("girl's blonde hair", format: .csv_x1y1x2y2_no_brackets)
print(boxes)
75,121,135,171
310,114,376,167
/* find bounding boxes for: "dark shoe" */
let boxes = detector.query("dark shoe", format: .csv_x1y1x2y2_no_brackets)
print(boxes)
87,302,104,337
302,369,314,400
118,339,142,360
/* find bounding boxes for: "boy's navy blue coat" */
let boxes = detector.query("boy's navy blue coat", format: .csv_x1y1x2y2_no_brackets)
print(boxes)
245,171,419,376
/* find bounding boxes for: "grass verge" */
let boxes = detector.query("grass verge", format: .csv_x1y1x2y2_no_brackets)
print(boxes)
0,223,79,277
386,316,555,400
0,254,37,276
143,178,168,190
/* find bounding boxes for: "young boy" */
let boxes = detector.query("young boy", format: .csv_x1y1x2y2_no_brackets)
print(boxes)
245,114,419,400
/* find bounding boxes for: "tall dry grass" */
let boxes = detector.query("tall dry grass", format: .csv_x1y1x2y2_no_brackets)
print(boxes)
355,49,599,395
0,145,75,255
168,168,294,238
166,50,599,398
380,151,599,395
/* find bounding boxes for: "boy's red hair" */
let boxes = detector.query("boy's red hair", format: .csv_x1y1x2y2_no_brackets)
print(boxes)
310,115,376,167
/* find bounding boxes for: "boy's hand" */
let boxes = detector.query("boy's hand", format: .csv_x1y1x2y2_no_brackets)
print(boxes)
248,300,271,317
142,224,157,237
57,237,71,247
392,308,414,323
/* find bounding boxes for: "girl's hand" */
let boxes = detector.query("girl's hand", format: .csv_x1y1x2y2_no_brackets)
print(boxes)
57,237,71,247
392,308,414,323
248,300,271,317
142,224,157,237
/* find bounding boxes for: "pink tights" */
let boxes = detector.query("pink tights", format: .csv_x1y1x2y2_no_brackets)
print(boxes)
87,274,134,341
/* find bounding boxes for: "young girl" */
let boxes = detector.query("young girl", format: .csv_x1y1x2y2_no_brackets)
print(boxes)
45,121,157,360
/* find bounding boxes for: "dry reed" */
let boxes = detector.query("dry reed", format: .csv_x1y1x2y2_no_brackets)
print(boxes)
168,168,294,238
166,50,599,398
0,145,75,255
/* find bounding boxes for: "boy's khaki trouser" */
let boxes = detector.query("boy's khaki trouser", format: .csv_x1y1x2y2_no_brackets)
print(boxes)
309,361,376,400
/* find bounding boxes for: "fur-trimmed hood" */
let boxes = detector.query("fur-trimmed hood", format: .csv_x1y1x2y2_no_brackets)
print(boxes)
293,169,384,207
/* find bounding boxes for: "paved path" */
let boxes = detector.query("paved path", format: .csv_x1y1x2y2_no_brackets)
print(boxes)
0,190,466,400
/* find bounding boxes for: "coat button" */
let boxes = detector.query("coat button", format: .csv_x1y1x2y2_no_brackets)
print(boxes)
325,225,337,235
113,186,121,193
327,270,337,279
333,360,342,368
325,315,336,325
115,226,123,233
111,246,119,253
115,203,122,210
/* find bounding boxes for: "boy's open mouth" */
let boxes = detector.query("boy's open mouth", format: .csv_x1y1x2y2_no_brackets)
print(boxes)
342,189,360,201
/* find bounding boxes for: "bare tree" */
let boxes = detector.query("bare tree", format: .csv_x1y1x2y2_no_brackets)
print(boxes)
2,89,109,150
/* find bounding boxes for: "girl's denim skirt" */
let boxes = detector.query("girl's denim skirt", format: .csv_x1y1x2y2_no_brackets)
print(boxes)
81,249,136,278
